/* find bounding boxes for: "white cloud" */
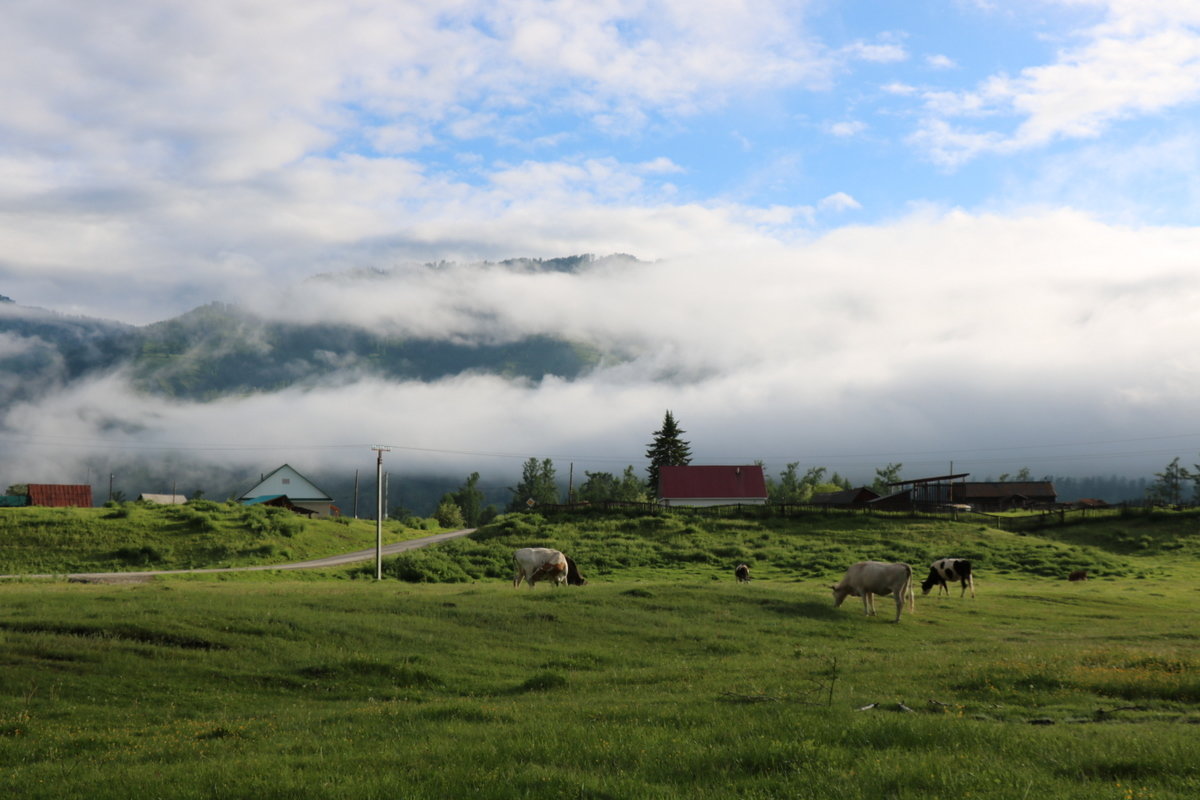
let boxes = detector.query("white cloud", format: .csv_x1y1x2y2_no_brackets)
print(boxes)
827,120,867,137
911,2,1200,163
818,192,862,212
6,209,1200,485
842,39,909,63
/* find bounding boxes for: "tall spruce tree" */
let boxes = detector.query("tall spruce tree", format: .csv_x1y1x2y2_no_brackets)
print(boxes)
645,410,693,492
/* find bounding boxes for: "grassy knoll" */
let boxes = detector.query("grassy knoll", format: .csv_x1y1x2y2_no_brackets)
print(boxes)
0,501,436,575
360,507,1194,584
0,509,1198,797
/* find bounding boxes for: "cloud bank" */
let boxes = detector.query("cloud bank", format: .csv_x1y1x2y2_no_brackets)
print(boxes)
3,1,1200,491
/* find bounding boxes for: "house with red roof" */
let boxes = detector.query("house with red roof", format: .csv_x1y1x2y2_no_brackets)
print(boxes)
657,465,768,507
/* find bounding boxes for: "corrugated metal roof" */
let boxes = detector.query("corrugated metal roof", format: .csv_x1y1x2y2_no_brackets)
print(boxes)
658,465,768,500
27,484,93,507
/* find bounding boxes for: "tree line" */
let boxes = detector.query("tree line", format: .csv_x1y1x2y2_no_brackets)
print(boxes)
409,412,1182,527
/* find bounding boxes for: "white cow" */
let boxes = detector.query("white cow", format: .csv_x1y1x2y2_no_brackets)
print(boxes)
831,561,915,622
512,547,586,588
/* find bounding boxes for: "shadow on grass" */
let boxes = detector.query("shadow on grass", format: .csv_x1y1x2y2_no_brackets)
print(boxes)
740,597,842,621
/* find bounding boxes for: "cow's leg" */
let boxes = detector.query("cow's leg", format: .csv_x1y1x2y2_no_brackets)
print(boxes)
862,592,876,616
893,592,904,622
964,575,975,598
513,567,524,588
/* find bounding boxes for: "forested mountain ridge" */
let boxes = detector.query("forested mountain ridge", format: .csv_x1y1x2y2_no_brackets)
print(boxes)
130,302,608,399
0,297,611,405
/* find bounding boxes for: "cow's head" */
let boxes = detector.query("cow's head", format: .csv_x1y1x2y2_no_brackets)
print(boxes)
565,556,587,586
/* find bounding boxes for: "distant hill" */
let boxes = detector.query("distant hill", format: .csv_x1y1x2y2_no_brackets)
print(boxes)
0,256,631,405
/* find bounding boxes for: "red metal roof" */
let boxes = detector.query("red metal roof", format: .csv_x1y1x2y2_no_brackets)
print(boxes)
27,484,93,508
658,465,768,500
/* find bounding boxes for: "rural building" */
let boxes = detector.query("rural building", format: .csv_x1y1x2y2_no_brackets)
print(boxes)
951,481,1057,511
811,487,880,508
241,494,318,517
657,465,768,507
238,464,335,518
138,493,187,505
26,484,93,508
0,494,28,507
868,489,916,511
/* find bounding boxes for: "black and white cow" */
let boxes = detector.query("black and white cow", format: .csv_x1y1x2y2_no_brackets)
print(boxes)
831,561,915,622
921,558,975,598
734,564,751,583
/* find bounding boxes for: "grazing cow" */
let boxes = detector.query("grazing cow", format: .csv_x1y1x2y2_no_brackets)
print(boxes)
512,547,587,588
921,558,976,598
734,564,751,583
1068,569,1089,582
831,561,915,622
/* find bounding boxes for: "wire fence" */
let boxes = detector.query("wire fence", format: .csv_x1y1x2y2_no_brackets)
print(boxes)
535,499,1176,531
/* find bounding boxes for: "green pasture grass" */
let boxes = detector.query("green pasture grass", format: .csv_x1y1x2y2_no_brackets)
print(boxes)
1,572,1198,799
0,502,437,575
359,509,1188,586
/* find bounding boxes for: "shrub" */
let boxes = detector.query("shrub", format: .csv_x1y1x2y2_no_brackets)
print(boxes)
113,545,168,566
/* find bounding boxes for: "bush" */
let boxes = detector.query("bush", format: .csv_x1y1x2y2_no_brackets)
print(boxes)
113,545,168,566
375,550,474,583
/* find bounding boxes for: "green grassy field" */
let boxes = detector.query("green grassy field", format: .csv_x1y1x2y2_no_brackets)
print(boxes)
0,508,1198,798
0,501,435,575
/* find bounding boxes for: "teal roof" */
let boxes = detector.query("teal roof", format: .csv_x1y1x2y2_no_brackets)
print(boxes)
241,494,287,506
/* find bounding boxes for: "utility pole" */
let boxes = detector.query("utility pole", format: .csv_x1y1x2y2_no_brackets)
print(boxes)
372,447,390,580
353,469,359,519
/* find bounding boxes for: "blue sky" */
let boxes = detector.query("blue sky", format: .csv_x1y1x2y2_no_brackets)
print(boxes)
2,0,1200,486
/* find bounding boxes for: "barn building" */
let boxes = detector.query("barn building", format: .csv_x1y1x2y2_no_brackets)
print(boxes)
657,465,768,507
26,484,93,508
952,481,1057,511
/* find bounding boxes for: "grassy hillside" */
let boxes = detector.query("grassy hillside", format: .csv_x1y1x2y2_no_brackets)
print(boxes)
1,508,1198,797
357,507,1200,585
0,501,436,575
1,570,1198,798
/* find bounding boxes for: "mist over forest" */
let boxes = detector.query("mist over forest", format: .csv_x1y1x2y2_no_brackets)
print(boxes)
0,267,1182,514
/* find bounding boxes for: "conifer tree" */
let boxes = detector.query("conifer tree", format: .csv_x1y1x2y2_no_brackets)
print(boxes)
645,410,692,492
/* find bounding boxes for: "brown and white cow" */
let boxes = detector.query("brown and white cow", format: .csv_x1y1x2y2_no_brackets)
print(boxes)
512,547,586,588
831,561,915,622
734,564,751,583
921,558,975,598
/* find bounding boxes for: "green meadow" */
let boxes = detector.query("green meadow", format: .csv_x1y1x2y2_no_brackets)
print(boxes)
1,506,1198,798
